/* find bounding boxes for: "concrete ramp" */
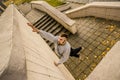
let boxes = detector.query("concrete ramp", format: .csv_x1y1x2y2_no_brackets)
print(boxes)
65,2,120,21
0,4,13,78
86,41,120,80
0,4,75,80
0,4,27,80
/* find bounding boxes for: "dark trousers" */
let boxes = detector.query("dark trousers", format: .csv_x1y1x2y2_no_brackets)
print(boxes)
70,47,82,58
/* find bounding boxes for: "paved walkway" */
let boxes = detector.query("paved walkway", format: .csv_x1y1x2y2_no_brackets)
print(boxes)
85,41,120,80
65,17,120,80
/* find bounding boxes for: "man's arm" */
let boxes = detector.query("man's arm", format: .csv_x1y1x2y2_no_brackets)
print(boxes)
27,23,56,42
39,30,56,43
55,47,70,66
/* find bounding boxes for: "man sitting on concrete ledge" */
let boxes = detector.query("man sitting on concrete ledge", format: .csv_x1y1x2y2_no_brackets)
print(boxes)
27,23,83,66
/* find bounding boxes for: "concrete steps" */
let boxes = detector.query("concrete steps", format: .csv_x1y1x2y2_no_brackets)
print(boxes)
25,8,46,23
33,14,70,50
0,8,4,15
0,2,6,15
22,4,71,50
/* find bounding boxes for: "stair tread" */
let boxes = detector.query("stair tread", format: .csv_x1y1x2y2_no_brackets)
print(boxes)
52,26,64,35
43,20,57,31
40,18,54,30
35,15,49,28
37,16,52,29
47,23,60,33
33,14,47,26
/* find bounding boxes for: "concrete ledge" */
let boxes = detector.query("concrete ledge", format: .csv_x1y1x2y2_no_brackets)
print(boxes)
65,2,120,21
56,3,71,12
85,41,120,80
67,0,89,3
0,4,75,80
31,1,77,34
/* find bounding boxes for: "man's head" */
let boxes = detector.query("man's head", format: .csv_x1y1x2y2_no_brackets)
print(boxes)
58,33,68,45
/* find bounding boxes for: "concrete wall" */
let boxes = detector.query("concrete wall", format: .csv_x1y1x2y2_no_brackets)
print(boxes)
67,0,89,3
0,4,75,80
66,0,120,3
65,2,120,21
31,1,77,34
18,3,32,15
89,0,120,2
85,41,120,80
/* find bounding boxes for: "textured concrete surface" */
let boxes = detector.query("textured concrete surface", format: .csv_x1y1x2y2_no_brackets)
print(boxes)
65,2,120,21
85,41,120,80
0,4,75,80
31,1,76,34
65,16,120,80
66,0,120,3
18,2,120,80
25,9,46,24
18,3,31,15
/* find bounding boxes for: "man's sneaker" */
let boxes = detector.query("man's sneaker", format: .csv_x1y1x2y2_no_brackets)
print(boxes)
81,47,84,51
77,47,84,55
78,47,84,60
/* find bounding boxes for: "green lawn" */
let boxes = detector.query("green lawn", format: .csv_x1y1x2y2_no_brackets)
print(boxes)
4,0,34,5
4,0,65,6
45,0,65,7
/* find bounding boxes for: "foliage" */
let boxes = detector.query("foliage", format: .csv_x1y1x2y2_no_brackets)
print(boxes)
4,0,65,6
45,0,65,7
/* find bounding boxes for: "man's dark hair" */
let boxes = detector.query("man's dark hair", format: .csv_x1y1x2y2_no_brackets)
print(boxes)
60,33,68,38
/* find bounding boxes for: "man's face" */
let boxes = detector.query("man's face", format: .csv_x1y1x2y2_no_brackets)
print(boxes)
58,36,67,45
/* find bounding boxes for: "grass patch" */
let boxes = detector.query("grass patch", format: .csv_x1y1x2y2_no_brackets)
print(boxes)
14,0,25,5
4,0,65,6
4,0,34,5
45,0,65,7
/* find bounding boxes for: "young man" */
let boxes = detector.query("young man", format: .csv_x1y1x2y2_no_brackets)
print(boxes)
27,23,83,66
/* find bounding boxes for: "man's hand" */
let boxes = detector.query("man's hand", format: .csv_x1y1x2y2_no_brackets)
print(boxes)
32,28,39,32
27,23,39,33
27,23,33,28
54,61,60,66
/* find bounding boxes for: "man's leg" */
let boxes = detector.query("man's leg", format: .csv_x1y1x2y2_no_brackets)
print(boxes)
70,47,82,58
